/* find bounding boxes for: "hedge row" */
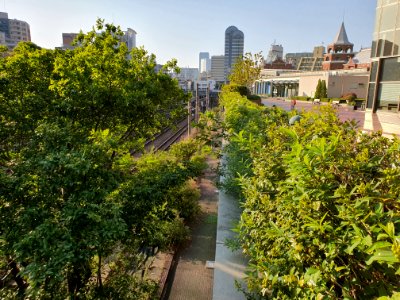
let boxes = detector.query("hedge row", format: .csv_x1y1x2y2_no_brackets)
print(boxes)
221,93,400,299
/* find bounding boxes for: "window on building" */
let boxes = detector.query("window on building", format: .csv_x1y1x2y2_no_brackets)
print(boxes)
394,30,400,55
380,57,400,81
383,31,395,56
370,61,379,82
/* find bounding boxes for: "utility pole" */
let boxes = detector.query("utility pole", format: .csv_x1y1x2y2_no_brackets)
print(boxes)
195,83,199,123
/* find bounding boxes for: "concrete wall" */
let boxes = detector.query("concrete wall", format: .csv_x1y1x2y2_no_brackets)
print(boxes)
298,74,328,97
297,73,368,98
326,74,368,98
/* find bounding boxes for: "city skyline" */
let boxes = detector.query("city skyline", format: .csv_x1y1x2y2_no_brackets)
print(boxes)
2,0,376,67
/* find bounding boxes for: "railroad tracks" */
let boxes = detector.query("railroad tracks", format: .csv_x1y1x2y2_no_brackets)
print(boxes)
143,118,191,152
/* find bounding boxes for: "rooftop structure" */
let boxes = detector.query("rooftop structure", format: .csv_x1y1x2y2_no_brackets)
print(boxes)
323,22,355,70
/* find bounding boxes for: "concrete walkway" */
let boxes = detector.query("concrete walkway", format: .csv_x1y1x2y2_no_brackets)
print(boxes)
212,155,247,300
166,158,218,300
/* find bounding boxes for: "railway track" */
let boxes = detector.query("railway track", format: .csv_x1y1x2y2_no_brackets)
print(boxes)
141,117,192,153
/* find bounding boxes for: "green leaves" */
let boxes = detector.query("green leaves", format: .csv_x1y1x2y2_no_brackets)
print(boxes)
0,19,201,298
221,93,400,298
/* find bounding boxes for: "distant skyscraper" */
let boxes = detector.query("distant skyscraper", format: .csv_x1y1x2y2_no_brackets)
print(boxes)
266,43,283,63
122,28,136,51
224,26,244,79
0,12,31,48
211,55,225,82
198,52,210,79
199,52,210,72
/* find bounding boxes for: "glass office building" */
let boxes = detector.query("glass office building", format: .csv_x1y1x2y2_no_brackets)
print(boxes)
368,0,400,112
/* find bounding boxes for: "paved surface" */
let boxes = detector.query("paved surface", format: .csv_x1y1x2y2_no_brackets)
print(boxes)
262,98,400,136
167,158,218,300
212,154,247,300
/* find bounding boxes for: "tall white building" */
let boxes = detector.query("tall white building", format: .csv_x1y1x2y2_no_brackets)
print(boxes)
0,12,31,48
224,26,244,79
211,55,225,82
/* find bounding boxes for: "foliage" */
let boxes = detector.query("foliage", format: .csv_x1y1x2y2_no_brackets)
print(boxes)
342,92,357,102
314,79,322,99
228,52,263,90
221,100,400,298
292,96,311,101
0,19,203,298
219,90,288,199
222,83,249,96
314,79,327,99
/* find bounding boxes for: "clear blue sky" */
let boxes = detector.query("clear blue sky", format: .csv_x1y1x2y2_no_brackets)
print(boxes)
3,0,377,67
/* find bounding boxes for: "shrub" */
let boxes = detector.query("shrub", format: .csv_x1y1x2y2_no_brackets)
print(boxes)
222,103,400,299
222,84,249,96
293,96,309,101
341,92,357,102
169,180,201,222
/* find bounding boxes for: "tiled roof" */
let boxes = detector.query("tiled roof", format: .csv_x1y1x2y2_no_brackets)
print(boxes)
353,48,371,64
333,22,353,45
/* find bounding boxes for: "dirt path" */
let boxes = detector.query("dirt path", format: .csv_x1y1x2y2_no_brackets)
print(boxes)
164,157,219,300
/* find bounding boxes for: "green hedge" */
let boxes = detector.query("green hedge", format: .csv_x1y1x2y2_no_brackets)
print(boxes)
220,95,400,299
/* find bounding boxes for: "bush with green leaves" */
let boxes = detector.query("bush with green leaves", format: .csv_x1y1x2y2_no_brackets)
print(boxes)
0,19,206,298
220,90,289,198
232,106,400,299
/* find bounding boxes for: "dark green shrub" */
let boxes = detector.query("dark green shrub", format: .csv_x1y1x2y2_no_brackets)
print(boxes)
223,84,249,96
169,180,201,222
293,96,309,101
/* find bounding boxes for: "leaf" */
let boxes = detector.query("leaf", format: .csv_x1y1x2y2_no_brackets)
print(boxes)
366,249,399,265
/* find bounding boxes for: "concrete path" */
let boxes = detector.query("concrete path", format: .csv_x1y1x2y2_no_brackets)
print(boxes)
167,158,218,300
212,187,247,300
212,153,247,300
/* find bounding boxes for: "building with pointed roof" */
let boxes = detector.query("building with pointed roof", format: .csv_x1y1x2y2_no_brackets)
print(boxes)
322,22,355,70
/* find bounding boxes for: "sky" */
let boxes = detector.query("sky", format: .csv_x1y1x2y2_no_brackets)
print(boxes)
3,0,377,68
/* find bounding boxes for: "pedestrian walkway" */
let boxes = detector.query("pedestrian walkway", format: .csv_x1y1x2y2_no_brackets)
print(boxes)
166,158,218,300
212,154,247,300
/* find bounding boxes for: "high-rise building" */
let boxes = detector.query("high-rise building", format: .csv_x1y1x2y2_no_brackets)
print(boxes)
367,0,400,112
211,55,225,82
198,52,210,79
266,43,283,63
199,52,210,72
59,28,136,51
61,33,79,50
122,28,136,51
224,26,244,79
0,12,31,48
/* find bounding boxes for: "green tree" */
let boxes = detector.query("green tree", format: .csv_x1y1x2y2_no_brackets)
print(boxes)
228,52,262,92
314,78,322,99
0,19,198,298
321,79,327,98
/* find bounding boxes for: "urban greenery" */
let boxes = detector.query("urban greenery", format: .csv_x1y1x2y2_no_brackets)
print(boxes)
0,20,206,299
228,52,263,91
220,83,400,298
314,79,327,99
